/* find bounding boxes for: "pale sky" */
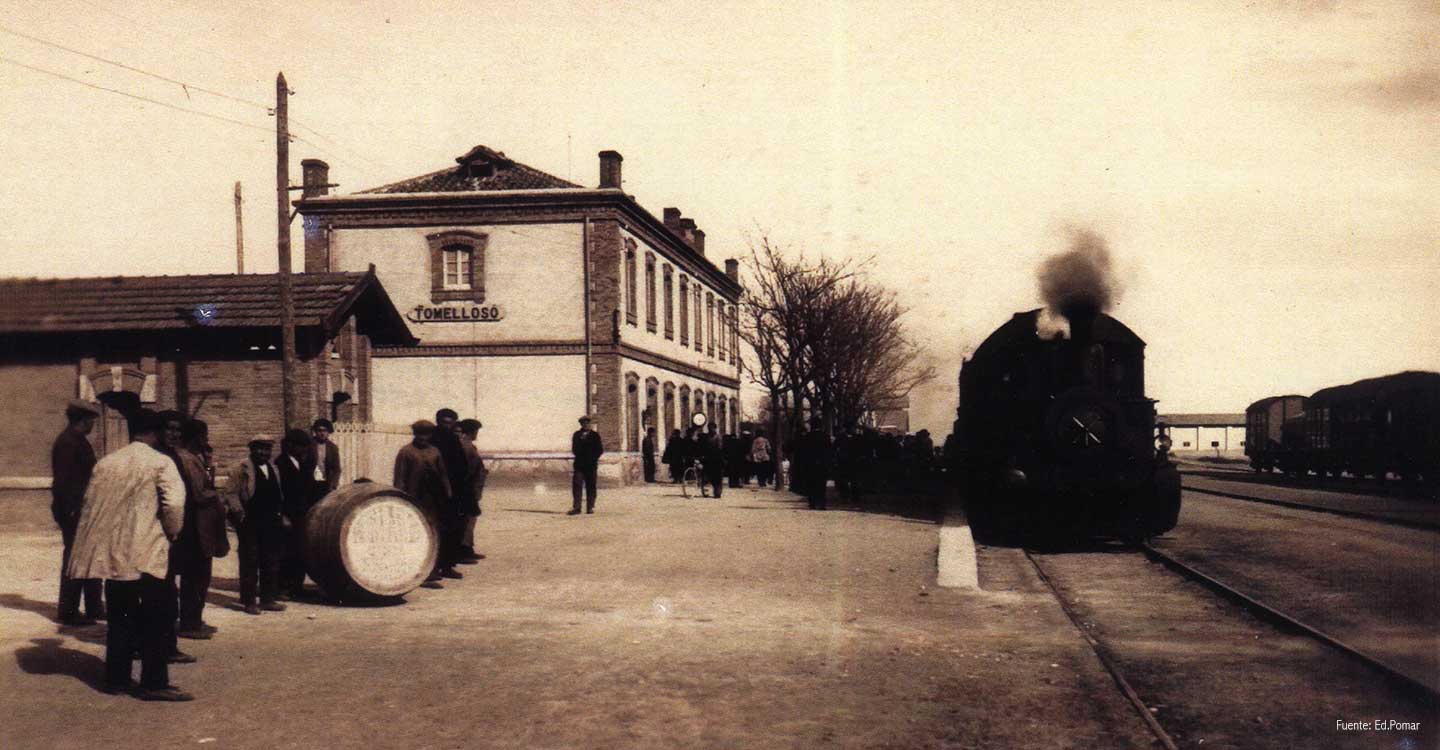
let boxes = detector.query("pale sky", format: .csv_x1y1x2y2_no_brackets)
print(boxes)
2,0,1437,435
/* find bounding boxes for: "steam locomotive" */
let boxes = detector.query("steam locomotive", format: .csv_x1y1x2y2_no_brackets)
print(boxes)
957,306,1181,541
1246,371,1440,488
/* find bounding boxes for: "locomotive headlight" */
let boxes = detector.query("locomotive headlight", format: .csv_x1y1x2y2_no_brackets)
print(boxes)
1004,468,1028,487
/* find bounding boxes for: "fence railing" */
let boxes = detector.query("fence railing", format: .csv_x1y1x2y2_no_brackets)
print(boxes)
332,422,413,484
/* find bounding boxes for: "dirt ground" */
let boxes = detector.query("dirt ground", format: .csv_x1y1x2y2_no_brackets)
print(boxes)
1031,543,1438,750
0,482,1166,750
1155,490,1440,692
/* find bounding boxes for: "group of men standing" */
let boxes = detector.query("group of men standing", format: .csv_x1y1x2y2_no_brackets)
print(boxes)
392,409,488,586
651,426,776,497
51,401,350,701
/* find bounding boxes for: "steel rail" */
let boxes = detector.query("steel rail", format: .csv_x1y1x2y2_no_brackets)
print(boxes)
1183,485,1440,531
1139,542,1440,704
1023,550,1181,750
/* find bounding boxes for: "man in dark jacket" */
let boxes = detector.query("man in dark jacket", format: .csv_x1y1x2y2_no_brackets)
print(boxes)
173,419,228,641
662,429,685,483
641,427,658,483
429,408,469,579
393,420,453,589
570,416,604,515
702,426,726,498
308,418,341,503
456,419,487,563
794,418,832,510
276,428,313,599
51,399,103,625
229,436,287,614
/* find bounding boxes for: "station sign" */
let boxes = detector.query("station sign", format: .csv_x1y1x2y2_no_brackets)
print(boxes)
406,304,505,324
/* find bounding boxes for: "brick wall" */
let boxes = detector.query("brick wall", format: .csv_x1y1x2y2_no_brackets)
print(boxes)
0,362,77,477
588,219,624,450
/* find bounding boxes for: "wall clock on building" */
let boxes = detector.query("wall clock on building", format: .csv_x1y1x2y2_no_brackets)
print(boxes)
691,412,707,427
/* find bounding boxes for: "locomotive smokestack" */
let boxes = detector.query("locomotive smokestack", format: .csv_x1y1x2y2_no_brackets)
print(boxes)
1036,227,1121,340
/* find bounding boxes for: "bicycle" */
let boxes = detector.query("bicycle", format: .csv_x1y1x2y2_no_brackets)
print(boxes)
681,459,708,498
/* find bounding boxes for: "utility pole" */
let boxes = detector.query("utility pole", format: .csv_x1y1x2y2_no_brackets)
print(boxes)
276,72,298,429
234,181,244,273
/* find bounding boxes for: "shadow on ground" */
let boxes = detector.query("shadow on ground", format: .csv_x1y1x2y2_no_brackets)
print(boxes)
14,637,105,691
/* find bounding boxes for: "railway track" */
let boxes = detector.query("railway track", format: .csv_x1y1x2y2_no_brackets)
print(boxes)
1183,483,1440,531
1023,549,1180,750
1025,544,1438,749
1137,541,1440,703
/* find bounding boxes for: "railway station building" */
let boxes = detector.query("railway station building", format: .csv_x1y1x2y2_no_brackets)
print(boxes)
294,146,744,482
1157,413,1246,456
0,270,414,487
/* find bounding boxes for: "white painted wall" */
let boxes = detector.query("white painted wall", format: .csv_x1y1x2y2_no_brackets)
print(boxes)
372,355,586,452
330,223,586,343
617,227,739,384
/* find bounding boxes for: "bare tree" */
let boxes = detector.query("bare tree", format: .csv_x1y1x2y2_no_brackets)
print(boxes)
738,234,935,454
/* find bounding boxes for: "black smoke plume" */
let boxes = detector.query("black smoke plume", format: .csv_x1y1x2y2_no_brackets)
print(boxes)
1037,228,1121,324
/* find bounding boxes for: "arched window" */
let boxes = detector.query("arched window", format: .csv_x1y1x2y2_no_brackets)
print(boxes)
645,377,660,440
645,253,657,333
625,372,641,451
679,385,692,428
624,239,638,326
679,275,690,345
730,397,740,433
662,265,674,340
427,230,488,302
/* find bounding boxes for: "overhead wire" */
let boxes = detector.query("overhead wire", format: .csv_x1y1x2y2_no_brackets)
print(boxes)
0,21,400,176
0,56,276,135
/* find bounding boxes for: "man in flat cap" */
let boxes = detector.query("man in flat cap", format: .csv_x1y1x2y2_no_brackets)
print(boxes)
227,435,287,615
393,420,452,588
428,408,468,579
570,416,605,515
51,399,104,625
68,408,190,700
456,418,487,564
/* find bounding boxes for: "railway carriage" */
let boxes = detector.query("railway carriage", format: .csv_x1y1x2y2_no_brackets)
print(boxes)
1304,371,1440,483
1244,395,1308,474
958,307,1181,540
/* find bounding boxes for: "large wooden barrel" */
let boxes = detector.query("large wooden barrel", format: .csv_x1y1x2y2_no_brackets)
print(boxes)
302,482,438,601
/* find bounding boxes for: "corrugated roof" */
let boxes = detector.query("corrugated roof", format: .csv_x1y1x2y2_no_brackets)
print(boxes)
0,272,409,342
1158,413,1245,427
360,145,581,194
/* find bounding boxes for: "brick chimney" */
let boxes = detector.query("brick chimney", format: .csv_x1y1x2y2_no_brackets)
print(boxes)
301,159,331,198
599,150,623,189
694,228,706,256
663,207,682,231
678,218,697,247
725,258,739,281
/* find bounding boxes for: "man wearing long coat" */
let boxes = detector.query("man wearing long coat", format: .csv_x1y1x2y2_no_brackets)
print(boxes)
51,399,103,624
68,409,190,700
171,419,229,641
393,420,452,588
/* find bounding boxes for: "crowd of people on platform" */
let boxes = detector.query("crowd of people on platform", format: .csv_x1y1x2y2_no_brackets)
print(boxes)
48,394,945,701
49,400,489,701
641,419,941,509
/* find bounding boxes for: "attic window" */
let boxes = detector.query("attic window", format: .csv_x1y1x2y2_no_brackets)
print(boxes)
467,161,496,179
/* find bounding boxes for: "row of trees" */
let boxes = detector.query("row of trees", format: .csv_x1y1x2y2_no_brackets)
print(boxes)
737,235,935,451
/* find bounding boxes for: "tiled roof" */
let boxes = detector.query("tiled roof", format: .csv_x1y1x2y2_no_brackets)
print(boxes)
0,271,410,342
1158,413,1245,427
360,145,581,194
